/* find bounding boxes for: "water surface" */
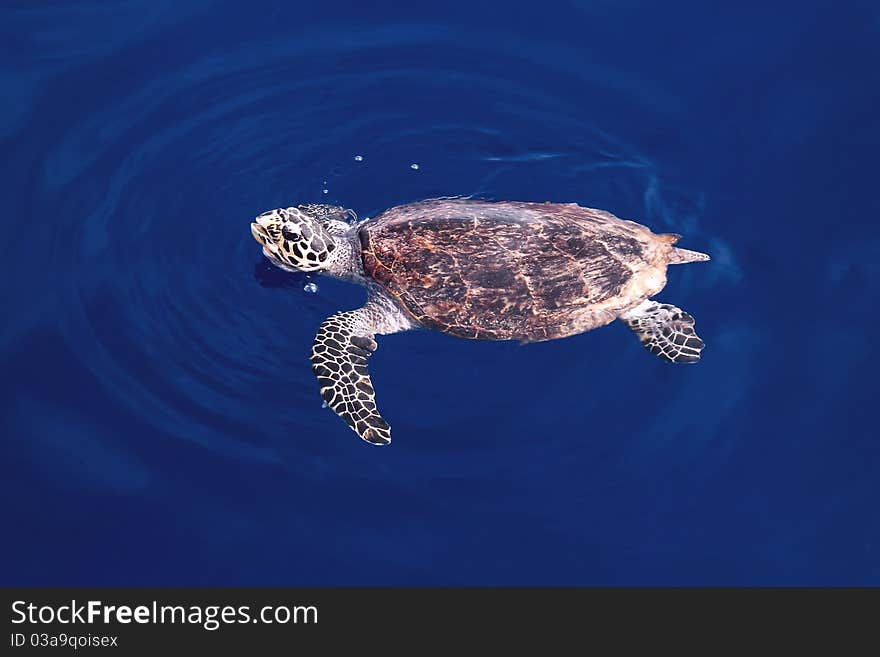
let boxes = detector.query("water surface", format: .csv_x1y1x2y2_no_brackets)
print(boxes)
2,1,878,584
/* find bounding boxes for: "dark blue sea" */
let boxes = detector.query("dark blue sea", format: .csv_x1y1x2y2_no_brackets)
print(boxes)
2,1,878,586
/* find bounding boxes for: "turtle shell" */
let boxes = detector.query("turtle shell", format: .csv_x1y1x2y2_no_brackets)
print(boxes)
359,199,666,342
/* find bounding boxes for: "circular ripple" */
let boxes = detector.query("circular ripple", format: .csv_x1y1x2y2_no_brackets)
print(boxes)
14,22,722,469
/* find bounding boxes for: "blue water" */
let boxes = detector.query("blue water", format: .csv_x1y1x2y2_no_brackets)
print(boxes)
2,1,878,585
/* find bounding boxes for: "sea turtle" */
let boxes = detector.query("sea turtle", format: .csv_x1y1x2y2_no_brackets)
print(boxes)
250,198,709,445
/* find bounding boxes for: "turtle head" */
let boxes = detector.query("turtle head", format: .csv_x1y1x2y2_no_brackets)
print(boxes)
251,205,351,273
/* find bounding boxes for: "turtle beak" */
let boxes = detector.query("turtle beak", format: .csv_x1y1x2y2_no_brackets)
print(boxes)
250,221,271,246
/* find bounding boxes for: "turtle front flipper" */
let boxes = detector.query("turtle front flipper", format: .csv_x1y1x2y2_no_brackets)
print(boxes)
620,299,705,364
310,306,393,445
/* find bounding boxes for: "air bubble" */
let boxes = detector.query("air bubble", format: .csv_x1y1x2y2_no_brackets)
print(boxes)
303,282,318,294
322,189,328,194
354,155,364,162
410,163,419,170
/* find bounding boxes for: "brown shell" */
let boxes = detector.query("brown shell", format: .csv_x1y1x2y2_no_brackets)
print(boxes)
360,199,669,342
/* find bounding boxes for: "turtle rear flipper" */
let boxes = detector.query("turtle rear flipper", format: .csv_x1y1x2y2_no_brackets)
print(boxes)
620,300,705,364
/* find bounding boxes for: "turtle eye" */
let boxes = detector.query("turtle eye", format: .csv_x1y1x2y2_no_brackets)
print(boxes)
282,226,301,241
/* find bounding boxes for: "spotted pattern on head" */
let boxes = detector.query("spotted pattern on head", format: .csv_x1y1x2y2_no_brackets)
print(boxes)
298,203,358,227
251,206,337,272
